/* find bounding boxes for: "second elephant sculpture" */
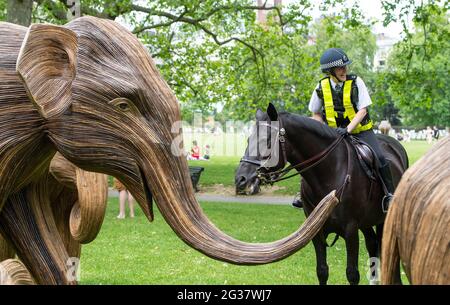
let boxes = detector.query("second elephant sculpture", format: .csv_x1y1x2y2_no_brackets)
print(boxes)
381,136,449,284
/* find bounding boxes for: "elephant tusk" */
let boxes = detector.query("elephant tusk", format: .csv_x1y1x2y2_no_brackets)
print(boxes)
70,168,108,244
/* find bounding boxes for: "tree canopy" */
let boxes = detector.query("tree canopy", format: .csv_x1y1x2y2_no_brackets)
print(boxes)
384,2,449,126
2,0,449,127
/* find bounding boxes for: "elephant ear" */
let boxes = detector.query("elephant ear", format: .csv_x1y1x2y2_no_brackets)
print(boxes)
16,24,78,119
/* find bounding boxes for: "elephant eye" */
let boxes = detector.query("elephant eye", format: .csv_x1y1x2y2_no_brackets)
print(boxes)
109,98,132,112
118,102,129,111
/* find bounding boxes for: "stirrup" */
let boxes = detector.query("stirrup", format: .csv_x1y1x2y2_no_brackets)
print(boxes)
382,194,393,213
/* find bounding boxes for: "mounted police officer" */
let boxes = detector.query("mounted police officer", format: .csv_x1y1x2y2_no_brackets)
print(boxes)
292,48,395,212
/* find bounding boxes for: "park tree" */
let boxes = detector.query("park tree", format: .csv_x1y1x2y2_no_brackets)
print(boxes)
4,0,32,26
0,1,6,21
370,71,402,125
5,0,361,121
211,2,380,120
5,1,446,126
382,1,449,127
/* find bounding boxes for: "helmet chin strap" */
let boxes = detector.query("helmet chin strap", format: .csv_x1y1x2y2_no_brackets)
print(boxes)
329,71,339,83
329,67,346,83
327,68,338,80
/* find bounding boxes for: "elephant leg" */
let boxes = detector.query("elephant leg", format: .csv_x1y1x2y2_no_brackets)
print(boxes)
344,226,360,285
0,186,76,285
312,234,329,285
362,227,380,284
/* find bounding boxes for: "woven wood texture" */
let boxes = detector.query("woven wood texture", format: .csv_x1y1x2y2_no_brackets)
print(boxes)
381,136,449,284
0,259,35,285
0,153,107,284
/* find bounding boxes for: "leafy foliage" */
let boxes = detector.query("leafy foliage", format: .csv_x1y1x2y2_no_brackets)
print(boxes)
384,2,449,126
3,0,449,126
0,0,6,21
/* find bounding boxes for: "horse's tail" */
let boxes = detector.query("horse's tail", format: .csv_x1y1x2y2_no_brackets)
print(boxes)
381,201,401,284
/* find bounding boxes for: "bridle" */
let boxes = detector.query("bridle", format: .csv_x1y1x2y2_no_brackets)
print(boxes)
239,157,262,167
241,117,348,185
239,119,287,170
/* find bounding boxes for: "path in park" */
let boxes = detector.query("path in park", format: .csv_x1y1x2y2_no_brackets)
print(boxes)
108,188,292,205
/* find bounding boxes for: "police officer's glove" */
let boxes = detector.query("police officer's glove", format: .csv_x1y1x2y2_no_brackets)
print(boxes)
336,127,349,137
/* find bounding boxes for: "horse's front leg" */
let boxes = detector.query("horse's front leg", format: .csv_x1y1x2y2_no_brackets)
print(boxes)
345,224,360,285
312,233,329,285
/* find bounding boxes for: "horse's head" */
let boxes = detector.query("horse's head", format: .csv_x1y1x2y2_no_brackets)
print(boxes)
237,103,287,189
235,144,261,195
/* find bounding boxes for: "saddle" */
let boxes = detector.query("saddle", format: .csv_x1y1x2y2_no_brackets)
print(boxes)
348,136,378,180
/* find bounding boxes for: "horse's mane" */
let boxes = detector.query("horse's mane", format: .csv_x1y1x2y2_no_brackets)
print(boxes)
280,112,337,139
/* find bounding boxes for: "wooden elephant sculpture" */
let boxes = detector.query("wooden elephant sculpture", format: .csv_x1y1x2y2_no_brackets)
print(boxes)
381,136,449,284
0,17,337,284
0,153,107,284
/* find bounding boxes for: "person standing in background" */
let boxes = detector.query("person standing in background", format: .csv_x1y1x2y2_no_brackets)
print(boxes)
114,177,135,219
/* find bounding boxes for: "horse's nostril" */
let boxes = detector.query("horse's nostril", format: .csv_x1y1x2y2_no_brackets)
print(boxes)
236,176,247,187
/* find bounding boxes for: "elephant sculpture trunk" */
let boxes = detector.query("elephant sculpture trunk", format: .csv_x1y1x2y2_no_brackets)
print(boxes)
145,153,340,264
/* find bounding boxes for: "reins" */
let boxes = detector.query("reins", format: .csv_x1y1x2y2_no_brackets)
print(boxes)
240,117,351,194
258,132,346,184
239,158,261,166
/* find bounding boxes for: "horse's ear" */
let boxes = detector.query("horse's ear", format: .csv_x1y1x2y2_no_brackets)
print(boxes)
256,108,265,121
267,103,278,121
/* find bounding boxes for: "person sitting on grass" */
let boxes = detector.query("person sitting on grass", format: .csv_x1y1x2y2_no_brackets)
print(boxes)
203,144,210,160
190,140,200,160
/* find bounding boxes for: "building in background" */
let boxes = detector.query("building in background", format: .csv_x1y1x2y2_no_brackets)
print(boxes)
373,33,398,70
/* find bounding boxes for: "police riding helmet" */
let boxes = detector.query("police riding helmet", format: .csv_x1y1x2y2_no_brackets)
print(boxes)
320,48,352,74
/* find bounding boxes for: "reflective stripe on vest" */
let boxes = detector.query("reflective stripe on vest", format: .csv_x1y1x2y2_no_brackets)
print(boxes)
320,78,373,134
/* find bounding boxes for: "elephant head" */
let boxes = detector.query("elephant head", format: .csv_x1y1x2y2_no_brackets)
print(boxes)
13,16,338,266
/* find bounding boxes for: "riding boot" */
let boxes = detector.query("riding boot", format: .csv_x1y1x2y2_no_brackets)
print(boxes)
292,192,303,209
378,162,395,213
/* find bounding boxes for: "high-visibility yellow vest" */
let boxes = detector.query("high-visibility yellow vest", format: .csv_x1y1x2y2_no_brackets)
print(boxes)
320,77,373,134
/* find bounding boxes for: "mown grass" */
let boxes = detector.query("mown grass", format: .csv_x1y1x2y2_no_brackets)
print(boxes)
189,140,434,195
79,139,431,284
80,199,386,285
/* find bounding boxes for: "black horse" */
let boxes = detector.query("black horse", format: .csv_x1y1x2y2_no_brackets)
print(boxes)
235,144,262,195
237,104,408,285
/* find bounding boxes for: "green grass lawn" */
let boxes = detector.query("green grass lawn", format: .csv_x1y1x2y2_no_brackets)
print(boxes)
189,140,434,195
80,198,392,285
79,139,430,284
